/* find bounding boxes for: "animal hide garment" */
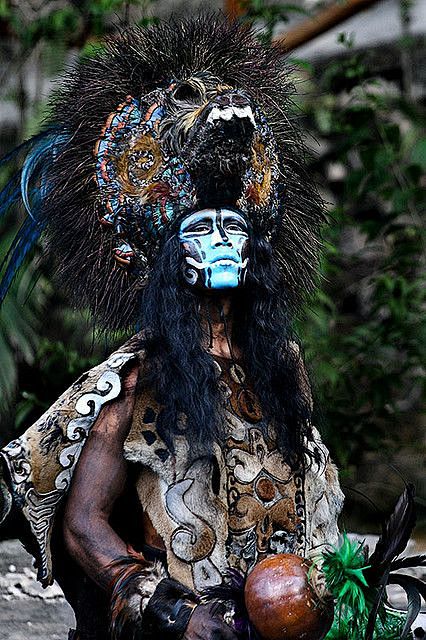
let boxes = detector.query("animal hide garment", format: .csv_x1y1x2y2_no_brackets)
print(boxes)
0,338,343,592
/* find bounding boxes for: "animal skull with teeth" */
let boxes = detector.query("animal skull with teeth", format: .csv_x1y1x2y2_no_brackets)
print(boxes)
206,105,256,126
37,17,324,329
94,71,280,272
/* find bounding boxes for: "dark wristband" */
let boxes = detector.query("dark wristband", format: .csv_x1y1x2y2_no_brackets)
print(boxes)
142,577,200,639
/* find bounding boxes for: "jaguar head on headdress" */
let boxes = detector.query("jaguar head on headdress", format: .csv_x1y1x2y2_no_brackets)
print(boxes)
0,16,324,330
93,72,278,279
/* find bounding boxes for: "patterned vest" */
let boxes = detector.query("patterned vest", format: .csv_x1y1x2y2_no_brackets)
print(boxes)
124,356,342,592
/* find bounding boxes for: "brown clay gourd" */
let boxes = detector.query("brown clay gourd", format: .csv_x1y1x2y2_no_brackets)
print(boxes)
244,553,334,640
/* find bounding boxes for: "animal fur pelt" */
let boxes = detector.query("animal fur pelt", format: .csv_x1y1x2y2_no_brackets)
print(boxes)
201,488,426,639
109,554,198,640
0,15,325,330
109,555,168,639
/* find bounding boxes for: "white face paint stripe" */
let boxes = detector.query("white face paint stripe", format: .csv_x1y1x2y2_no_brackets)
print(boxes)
179,207,250,290
179,208,249,235
185,256,249,270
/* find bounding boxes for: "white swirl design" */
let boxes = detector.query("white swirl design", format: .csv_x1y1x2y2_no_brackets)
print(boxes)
55,369,123,491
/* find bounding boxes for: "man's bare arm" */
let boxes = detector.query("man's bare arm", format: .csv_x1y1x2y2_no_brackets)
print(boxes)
63,364,139,591
63,363,238,640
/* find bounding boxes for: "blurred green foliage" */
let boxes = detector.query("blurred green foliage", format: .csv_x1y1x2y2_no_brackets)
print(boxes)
240,0,309,44
0,1,425,503
299,41,425,476
0,230,50,404
15,338,99,431
4,0,157,50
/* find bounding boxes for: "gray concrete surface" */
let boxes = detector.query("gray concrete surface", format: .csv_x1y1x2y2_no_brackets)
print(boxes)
0,539,74,640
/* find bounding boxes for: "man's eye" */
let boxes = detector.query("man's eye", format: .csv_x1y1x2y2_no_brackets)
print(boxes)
188,223,210,233
226,222,246,233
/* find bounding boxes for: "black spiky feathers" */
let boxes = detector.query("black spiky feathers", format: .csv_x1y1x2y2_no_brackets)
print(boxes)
3,16,325,330
365,484,426,639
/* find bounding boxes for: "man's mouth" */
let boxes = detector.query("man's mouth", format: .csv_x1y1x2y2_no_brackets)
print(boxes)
206,105,256,127
186,256,248,269
212,257,238,265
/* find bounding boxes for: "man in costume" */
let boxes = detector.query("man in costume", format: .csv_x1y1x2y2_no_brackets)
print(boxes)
0,17,344,640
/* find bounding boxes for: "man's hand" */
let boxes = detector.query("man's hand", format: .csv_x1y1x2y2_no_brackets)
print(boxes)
183,602,239,640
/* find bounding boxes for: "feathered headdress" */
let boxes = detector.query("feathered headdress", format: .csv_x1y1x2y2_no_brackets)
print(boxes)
0,15,324,330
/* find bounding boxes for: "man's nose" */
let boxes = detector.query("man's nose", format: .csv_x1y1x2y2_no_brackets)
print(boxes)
211,225,231,246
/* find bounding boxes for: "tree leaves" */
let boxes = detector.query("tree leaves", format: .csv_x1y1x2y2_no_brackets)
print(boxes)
300,37,426,476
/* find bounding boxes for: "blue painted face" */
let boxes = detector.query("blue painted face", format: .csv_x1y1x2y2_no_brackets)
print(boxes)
178,208,249,290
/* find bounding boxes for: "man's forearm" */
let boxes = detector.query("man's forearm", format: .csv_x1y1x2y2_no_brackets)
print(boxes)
64,511,129,591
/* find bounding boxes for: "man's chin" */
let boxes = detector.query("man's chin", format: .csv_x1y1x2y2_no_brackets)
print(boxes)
207,268,242,290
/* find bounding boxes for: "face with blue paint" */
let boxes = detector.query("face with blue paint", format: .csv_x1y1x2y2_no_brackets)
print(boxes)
179,209,249,290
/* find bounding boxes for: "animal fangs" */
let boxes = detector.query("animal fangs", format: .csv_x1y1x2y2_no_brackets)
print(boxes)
206,105,255,126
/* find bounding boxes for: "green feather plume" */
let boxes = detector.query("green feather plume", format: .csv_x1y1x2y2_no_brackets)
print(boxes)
316,534,413,639
322,533,370,618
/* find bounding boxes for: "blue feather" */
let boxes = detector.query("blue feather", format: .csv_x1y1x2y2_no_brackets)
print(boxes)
0,130,54,167
0,129,67,219
0,174,21,222
0,129,69,303
0,217,45,304
20,131,66,220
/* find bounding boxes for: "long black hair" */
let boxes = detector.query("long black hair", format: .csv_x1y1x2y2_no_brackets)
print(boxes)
138,226,316,467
